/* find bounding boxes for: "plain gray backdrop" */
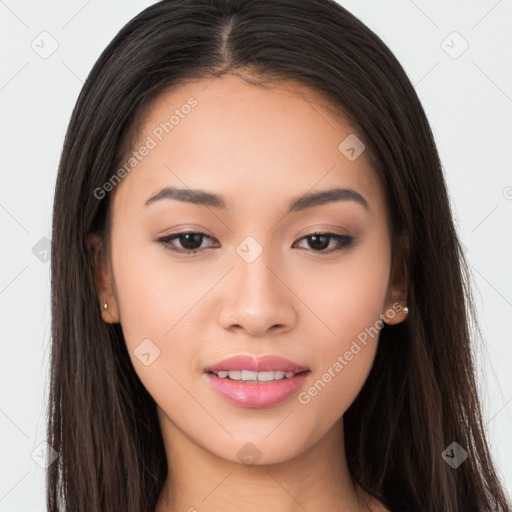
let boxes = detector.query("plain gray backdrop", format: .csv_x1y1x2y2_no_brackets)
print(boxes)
1,1,511,510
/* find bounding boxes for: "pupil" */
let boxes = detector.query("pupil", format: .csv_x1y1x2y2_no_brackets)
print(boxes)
180,233,202,250
309,235,329,250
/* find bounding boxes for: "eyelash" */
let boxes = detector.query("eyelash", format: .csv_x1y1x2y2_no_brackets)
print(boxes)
156,230,354,255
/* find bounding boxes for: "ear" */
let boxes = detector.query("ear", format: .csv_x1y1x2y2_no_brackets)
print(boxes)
86,233,120,324
382,247,408,325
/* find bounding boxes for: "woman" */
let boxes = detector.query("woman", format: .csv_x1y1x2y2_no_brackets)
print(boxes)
47,0,512,510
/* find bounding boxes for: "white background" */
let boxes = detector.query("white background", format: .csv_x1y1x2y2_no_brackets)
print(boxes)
0,1,511,510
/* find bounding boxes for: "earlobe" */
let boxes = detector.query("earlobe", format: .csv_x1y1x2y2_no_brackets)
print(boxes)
86,233,121,324
382,303,409,325
382,248,408,325
101,301,119,324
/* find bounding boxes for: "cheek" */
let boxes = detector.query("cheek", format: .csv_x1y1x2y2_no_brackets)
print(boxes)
109,228,207,401
291,238,390,341
293,246,390,417
110,223,209,339
112,251,200,416
296,291,384,425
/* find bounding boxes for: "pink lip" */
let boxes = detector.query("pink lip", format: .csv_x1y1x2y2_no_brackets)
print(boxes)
204,354,310,409
204,354,309,373
205,372,309,408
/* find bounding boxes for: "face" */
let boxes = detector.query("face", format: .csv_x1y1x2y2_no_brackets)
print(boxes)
90,74,406,466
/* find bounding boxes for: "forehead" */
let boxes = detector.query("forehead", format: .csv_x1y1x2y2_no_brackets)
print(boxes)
111,74,386,219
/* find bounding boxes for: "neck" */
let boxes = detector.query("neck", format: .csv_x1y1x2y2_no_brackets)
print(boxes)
155,414,370,512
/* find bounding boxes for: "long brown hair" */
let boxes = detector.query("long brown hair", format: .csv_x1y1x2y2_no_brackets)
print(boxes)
48,1,511,510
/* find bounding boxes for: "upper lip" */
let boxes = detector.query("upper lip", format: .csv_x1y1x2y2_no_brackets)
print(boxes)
204,354,309,374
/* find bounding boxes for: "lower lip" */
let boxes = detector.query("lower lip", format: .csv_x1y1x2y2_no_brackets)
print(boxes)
205,371,309,408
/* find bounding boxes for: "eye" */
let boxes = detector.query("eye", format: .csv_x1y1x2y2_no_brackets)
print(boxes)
292,231,354,253
156,231,220,254
156,230,354,256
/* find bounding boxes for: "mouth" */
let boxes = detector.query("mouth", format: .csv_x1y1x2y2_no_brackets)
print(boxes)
207,369,309,382
203,354,311,408
204,354,311,409
205,369,310,409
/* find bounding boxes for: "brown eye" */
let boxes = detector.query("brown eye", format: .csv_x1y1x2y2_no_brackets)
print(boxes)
156,231,353,256
293,232,354,253
157,231,219,254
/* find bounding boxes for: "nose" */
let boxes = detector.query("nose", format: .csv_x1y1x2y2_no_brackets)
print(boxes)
216,249,297,337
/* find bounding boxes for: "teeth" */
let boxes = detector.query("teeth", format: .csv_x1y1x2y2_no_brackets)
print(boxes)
215,370,298,381
259,371,283,381
241,370,258,381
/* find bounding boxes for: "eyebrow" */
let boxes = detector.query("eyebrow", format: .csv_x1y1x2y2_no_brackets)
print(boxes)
144,186,370,213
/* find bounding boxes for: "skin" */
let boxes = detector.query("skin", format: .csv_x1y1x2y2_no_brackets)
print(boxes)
89,73,407,512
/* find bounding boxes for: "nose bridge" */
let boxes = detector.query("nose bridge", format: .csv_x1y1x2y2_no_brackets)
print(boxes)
217,235,297,334
236,242,279,301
